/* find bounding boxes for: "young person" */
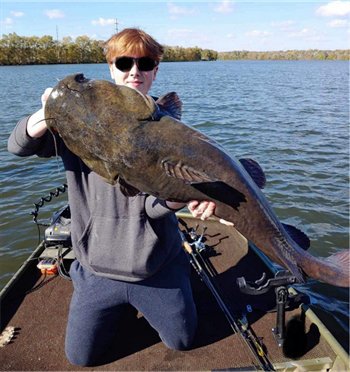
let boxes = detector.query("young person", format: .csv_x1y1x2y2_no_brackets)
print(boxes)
8,28,232,367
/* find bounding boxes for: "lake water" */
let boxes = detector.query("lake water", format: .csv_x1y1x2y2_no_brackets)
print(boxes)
1,60,349,349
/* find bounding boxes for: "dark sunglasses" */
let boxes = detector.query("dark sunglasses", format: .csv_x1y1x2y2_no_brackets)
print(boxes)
113,56,158,72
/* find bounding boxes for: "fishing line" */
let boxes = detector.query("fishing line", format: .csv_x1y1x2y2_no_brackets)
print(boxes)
32,116,61,172
31,118,49,127
47,125,60,172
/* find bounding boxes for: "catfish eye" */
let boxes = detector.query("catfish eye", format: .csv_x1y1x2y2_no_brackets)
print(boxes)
75,74,86,83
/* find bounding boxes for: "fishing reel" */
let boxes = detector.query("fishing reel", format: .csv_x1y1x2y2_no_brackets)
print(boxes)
178,219,210,255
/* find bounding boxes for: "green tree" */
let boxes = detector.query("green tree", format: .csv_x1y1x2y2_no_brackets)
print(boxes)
38,35,56,64
75,35,91,63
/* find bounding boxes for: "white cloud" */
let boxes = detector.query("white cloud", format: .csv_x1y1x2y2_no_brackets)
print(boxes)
167,28,196,39
270,20,297,31
227,33,236,39
326,19,349,27
316,1,350,17
91,17,115,26
167,3,197,16
166,28,211,46
245,30,273,37
260,38,274,46
288,28,328,42
212,1,234,14
44,9,66,19
10,11,24,17
68,33,99,41
288,28,318,38
4,18,13,29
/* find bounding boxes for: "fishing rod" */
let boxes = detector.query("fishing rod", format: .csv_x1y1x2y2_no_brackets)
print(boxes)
179,226,275,371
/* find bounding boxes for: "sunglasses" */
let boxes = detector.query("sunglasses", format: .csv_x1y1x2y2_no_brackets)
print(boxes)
113,56,158,72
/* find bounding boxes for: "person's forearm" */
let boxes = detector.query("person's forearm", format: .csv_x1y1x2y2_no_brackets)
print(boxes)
26,87,53,138
27,108,47,138
166,201,186,210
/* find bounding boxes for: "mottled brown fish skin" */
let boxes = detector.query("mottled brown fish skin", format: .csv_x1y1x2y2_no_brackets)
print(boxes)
45,73,349,288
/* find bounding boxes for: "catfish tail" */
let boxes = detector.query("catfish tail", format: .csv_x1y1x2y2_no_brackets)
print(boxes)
302,249,349,287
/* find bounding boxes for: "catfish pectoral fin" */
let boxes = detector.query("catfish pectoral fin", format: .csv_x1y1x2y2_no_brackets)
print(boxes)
118,178,141,197
82,158,120,185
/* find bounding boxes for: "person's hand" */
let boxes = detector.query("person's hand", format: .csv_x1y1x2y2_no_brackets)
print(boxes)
41,87,53,108
27,88,53,138
187,200,235,226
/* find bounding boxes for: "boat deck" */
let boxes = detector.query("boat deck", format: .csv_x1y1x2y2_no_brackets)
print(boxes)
0,217,342,371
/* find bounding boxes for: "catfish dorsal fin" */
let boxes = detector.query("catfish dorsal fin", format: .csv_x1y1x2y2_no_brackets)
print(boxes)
282,223,310,251
156,92,182,120
239,158,266,189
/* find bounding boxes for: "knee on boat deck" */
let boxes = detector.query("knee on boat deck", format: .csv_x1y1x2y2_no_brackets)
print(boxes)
159,317,198,352
65,348,98,367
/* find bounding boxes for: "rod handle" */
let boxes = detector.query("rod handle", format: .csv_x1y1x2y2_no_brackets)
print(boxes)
182,240,193,254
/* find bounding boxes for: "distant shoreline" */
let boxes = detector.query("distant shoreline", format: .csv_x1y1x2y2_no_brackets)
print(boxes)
1,58,349,67
1,52,349,66
1,33,349,65
218,49,349,61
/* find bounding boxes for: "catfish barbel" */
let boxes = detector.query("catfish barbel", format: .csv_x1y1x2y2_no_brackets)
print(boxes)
45,73,349,288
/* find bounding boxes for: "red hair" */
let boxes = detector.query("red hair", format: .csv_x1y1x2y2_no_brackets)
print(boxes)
103,28,164,65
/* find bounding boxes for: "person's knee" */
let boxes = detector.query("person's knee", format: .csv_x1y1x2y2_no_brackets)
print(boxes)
65,347,97,367
164,339,193,351
161,317,198,351
162,331,195,351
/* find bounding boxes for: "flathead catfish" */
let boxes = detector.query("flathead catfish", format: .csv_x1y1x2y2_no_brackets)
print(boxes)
45,73,349,287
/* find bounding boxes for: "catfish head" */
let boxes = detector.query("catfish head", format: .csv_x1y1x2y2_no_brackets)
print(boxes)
44,73,181,185
45,73,158,140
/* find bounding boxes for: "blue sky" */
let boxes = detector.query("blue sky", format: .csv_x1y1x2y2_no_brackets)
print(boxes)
1,1,349,52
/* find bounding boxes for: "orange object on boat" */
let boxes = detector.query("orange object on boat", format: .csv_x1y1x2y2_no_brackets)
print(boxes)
37,258,58,275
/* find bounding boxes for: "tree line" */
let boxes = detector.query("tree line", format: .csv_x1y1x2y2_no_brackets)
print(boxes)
0,33,217,65
163,45,218,62
0,33,105,65
0,33,348,65
218,49,349,60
